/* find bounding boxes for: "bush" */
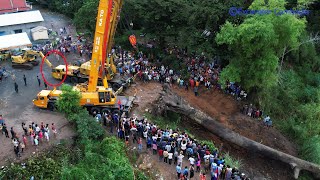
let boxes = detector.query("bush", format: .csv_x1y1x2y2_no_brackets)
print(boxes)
301,136,320,164
223,152,243,169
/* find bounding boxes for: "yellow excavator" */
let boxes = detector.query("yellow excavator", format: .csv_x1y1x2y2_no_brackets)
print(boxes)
11,48,44,70
33,0,135,115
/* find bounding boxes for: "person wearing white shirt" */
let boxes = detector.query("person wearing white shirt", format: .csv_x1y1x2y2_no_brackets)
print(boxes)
143,130,148,139
168,152,173,165
188,156,195,165
177,153,184,166
181,140,187,155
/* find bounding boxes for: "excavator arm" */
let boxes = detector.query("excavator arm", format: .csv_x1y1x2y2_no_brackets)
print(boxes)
38,51,53,68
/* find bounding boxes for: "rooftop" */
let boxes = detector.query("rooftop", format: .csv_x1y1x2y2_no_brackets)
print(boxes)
0,0,30,14
0,32,31,50
0,10,44,27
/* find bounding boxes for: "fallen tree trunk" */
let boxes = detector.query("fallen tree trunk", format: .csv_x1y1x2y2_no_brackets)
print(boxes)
156,84,320,179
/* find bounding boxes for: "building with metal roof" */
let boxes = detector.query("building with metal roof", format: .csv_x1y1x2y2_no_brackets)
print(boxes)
0,32,32,50
0,10,44,38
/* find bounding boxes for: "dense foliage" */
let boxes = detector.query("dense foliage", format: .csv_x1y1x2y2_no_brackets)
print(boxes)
215,0,320,166
61,137,134,179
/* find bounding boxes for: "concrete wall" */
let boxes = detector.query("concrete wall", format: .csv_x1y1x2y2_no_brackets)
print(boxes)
0,21,43,39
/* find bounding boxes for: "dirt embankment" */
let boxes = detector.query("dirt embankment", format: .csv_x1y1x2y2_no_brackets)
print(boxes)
171,86,297,157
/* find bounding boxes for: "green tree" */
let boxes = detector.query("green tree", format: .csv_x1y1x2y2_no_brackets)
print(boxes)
216,3,306,104
56,84,82,118
73,0,99,36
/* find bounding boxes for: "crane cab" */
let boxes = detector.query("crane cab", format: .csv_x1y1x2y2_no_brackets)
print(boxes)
77,86,116,106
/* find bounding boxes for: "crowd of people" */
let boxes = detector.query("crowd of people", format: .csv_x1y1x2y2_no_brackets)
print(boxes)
33,25,92,61
113,47,248,101
0,114,58,158
111,47,271,127
112,115,250,180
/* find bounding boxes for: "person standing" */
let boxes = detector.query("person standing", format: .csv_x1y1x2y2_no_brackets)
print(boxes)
44,130,49,142
109,115,114,133
2,124,9,138
168,151,173,165
37,76,41,87
176,164,182,179
0,115,4,125
23,75,27,86
158,148,164,162
138,137,142,152
196,156,201,172
22,123,28,136
177,153,184,167
199,172,206,180
39,131,43,143
44,82,48,90
183,166,189,179
20,142,25,153
194,86,198,96
34,135,39,146
14,82,18,93
52,123,57,138
14,146,20,158
189,165,195,179
22,135,27,147
10,127,16,139
163,149,169,163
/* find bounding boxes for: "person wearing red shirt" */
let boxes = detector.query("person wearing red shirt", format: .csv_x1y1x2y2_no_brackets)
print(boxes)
158,148,164,162
189,79,195,89
199,172,206,180
205,149,211,155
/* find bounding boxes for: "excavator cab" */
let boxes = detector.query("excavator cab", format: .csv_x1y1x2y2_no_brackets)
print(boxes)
21,48,37,61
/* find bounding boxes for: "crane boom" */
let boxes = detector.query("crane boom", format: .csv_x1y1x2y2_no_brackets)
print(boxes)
88,0,113,92
106,0,123,74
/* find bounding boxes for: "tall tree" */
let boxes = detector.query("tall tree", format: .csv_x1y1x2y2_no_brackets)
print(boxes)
216,0,306,105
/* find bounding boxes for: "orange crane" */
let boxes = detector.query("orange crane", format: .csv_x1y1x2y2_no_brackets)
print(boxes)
33,0,135,115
